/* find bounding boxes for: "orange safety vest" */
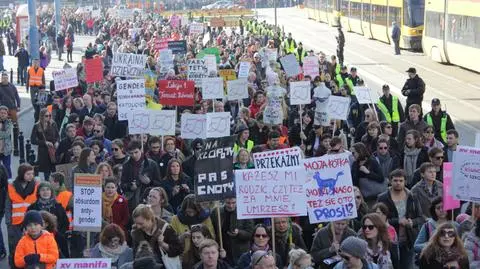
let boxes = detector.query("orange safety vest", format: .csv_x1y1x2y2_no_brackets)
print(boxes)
28,67,44,87
8,183,38,225
56,190,73,230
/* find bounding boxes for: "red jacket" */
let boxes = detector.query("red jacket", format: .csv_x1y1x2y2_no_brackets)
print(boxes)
111,195,130,232
249,101,265,119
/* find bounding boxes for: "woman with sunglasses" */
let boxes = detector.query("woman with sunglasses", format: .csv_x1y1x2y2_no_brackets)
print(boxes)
31,108,60,180
359,213,394,269
414,196,456,255
379,122,399,154
237,224,283,269
419,222,469,269
182,224,214,268
334,236,379,269
361,122,382,154
422,126,444,151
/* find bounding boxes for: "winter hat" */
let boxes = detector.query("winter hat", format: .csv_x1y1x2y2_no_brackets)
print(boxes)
23,210,44,227
339,236,368,258
456,213,470,224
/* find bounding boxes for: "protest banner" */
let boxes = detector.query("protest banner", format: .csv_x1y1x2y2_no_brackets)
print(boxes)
443,162,460,211
168,40,187,55
328,96,350,120
303,56,319,78
73,174,102,232
253,147,303,169
85,57,104,83
265,48,277,62
158,49,174,78
235,166,307,219
52,68,79,91
128,109,149,135
91,9,101,18
209,17,226,27
264,98,283,125
227,79,248,100
144,69,157,99
204,54,217,74
303,153,357,223
56,258,111,269
280,54,301,78
202,77,225,100
158,80,195,106
154,37,170,51
451,146,480,202
188,59,208,86
189,22,204,35
116,8,133,19
149,109,176,136
354,86,380,104
111,53,146,78
181,114,206,139
289,81,312,105
219,69,237,82
203,31,211,47
238,61,251,78
206,112,231,138
197,47,221,63
195,136,235,201
170,14,180,28
116,79,146,120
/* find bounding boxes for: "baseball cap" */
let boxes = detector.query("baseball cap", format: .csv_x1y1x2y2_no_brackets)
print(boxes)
406,67,416,73
431,98,441,105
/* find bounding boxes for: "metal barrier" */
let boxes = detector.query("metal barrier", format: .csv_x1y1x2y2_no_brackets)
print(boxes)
19,131,25,164
13,123,19,156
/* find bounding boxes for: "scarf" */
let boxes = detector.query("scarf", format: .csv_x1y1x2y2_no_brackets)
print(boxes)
37,197,57,211
251,243,270,252
434,246,462,264
403,147,421,186
365,241,392,269
102,193,118,222
376,153,392,180
176,207,210,226
98,242,128,263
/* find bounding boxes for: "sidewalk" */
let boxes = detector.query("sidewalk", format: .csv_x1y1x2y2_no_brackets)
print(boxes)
3,35,97,115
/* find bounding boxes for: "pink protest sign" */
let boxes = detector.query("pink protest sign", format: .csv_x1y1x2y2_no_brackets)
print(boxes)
443,162,460,211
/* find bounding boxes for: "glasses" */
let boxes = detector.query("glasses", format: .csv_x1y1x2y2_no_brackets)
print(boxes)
254,251,272,266
254,234,268,238
434,156,444,160
440,230,456,238
362,225,376,231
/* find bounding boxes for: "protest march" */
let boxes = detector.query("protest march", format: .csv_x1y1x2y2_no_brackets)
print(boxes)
1,2,480,269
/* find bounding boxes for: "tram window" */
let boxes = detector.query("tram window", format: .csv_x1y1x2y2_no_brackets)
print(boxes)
389,7,401,25
321,0,328,10
363,3,371,21
350,2,361,20
404,0,424,27
340,0,349,15
448,14,480,48
371,4,387,25
425,11,444,39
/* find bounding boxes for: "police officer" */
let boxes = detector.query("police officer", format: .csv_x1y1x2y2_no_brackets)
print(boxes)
377,84,405,137
294,42,308,66
282,32,296,55
423,98,455,144
401,67,425,114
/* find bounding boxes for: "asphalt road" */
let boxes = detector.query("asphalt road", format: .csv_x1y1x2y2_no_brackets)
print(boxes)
258,7,480,146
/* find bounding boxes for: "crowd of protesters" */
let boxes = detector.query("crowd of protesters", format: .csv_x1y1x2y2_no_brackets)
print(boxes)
0,4,476,269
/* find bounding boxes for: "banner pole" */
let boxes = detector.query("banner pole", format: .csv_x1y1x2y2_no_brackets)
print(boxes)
271,217,276,257
161,135,164,152
87,231,91,250
213,99,216,112
216,202,223,250
330,222,336,243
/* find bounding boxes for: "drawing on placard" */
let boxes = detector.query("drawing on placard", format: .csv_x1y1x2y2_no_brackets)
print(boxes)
132,111,149,129
290,82,311,105
182,118,206,135
227,80,247,100
202,78,224,99
151,113,175,133
328,96,350,120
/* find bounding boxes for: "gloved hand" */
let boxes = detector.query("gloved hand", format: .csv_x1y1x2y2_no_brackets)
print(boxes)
24,254,41,265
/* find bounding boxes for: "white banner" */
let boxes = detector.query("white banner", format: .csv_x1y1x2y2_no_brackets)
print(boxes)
235,166,308,219
303,56,319,78
202,77,224,100
227,79,248,100
56,258,111,269
52,68,78,91
452,146,480,202
188,59,208,86
253,147,303,169
303,153,357,224
280,54,301,78
73,174,102,232
111,53,146,78
150,109,177,136
238,61,251,78
206,112,231,138
116,79,146,120
189,22,204,35
354,86,380,104
181,114,206,139
289,81,311,105
327,95,350,120
204,54,217,74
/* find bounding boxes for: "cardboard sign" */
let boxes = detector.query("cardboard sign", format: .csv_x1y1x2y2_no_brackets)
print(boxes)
158,80,195,106
170,15,180,28
354,86,380,104
158,49,174,78
144,69,157,99
452,146,480,202
116,8,133,19
85,57,104,83
204,54,217,74
52,68,79,91
195,136,235,201
303,56,319,78
443,162,460,211
210,17,226,27
168,40,187,55
219,69,237,82
56,258,111,269
227,79,248,100
280,54,301,78
313,83,332,126
328,96,350,120
128,109,149,135
290,81,312,105
303,153,357,223
154,37,170,51
197,48,221,63
202,77,225,100
238,61,251,78
206,112,231,138
235,166,308,219
73,174,102,232
111,53,146,78
116,79,146,120
181,114,206,139
253,147,303,169
188,59,208,86
149,109,176,135
189,22,204,35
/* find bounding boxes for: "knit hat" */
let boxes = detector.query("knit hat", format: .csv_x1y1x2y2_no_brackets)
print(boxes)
456,213,470,224
339,236,368,258
23,210,44,227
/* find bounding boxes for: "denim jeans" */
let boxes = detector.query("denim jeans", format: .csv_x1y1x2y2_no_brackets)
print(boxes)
0,154,11,178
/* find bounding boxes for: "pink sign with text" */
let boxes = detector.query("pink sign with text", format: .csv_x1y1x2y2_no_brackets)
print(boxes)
443,162,460,211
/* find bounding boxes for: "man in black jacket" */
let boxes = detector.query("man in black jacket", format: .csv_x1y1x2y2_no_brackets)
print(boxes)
121,141,161,212
402,67,426,114
0,72,21,123
377,169,425,269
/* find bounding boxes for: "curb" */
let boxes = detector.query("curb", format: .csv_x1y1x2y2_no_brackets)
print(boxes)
18,105,34,117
